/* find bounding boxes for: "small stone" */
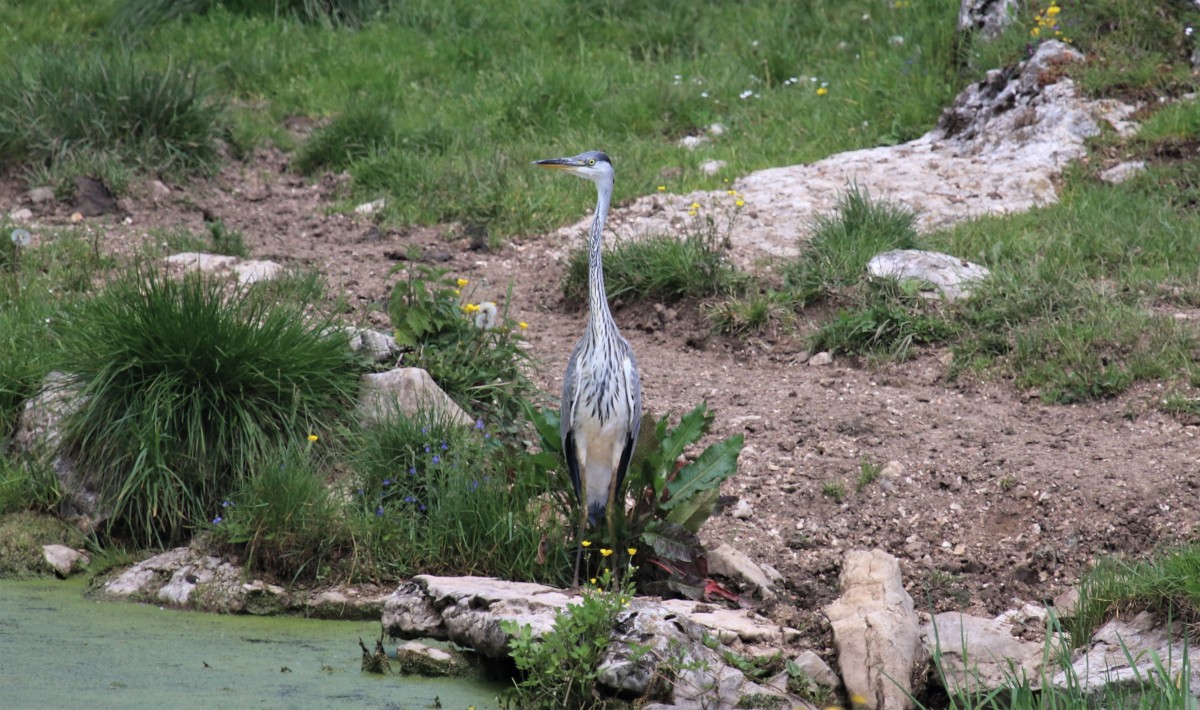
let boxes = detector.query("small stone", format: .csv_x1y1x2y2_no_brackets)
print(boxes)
355,198,387,214
70,212,84,222
28,187,55,204
700,159,727,175
42,544,89,577
880,460,905,478
149,180,172,201
731,498,754,520
9,207,33,221
678,135,708,150
707,123,727,136
808,351,833,367
1098,160,1146,185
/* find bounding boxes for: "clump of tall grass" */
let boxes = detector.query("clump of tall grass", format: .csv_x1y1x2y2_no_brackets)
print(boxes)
348,408,566,583
562,228,744,307
293,104,395,175
57,270,360,547
107,0,386,33
207,442,350,583
783,186,920,305
0,47,223,180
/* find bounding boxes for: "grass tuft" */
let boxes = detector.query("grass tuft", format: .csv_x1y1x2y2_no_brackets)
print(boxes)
784,186,920,305
0,47,224,180
57,270,360,546
293,104,395,176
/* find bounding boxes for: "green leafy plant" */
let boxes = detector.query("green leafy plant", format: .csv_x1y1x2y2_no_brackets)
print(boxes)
527,402,743,596
501,569,634,709
204,220,248,258
387,264,536,437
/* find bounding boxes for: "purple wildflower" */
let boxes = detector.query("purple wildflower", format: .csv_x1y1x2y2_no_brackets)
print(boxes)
213,516,222,525
375,506,384,517
432,455,441,464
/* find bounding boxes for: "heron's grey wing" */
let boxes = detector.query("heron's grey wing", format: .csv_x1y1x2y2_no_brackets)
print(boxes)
560,339,584,502
612,338,643,497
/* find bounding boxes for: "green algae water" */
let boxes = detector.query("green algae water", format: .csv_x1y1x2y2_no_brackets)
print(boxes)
0,578,503,709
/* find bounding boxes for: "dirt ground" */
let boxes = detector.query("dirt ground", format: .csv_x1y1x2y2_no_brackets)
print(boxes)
6,147,1199,648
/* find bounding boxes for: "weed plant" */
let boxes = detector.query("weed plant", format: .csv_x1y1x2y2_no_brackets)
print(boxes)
57,270,359,546
388,265,537,438
293,103,395,175
348,408,565,582
0,47,223,181
501,569,635,709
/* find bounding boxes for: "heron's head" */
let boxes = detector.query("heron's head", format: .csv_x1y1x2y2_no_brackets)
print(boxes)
532,151,613,185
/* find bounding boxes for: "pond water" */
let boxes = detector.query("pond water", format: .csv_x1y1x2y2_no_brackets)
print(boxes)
0,578,505,709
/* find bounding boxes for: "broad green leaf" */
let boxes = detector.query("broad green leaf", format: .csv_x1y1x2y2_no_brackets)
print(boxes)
662,434,743,511
659,403,712,468
405,307,432,338
665,487,720,533
640,520,701,564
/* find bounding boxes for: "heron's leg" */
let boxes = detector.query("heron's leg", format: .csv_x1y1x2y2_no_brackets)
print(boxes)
572,504,587,588
605,473,620,572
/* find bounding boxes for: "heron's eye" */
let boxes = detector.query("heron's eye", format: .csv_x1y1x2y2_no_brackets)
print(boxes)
587,158,596,166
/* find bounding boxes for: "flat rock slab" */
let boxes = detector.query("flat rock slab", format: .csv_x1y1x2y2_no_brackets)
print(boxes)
552,41,1137,269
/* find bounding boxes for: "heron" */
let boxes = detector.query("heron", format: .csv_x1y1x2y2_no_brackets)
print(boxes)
533,150,643,586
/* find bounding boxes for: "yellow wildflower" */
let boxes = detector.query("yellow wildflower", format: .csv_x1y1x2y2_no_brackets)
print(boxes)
518,321,528,329
456,278,469,287
307,434,318,443
657,185,666,191
627,547,638,556
590,578,597,585
463,303,480,313
735,199,745,207
726,190,737,196
1030,26,1040,37
816,86,828,96
581,540,592,548
1046,5,1060,15
600,548,613,557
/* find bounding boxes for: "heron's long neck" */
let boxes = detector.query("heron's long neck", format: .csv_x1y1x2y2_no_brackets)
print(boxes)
587,177,615,343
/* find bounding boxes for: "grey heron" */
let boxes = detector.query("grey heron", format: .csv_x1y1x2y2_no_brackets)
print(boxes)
533,150,643,586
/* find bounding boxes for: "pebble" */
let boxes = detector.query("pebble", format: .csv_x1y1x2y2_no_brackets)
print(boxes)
808,351,833,367
732,499,754,520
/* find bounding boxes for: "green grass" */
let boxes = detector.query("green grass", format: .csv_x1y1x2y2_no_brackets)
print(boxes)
783,186,921,305
56,270,360,547
347,408,567,584
0,0,964,234
562,228,745,307
0,47,224,185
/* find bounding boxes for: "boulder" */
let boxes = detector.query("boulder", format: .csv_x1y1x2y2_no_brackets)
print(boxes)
923,611,1046,695
357,368,473,427
382,575,809,708
41,544,89,577
826,549,925,710
342,327,400,363
1051,611,1200,701
706,542,777,600
957,0,1019,39
867,249,991,301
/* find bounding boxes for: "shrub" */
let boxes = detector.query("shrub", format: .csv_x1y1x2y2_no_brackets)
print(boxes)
58,270,360,546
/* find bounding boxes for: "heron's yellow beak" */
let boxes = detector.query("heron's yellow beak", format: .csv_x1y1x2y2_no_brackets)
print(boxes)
532,157,580,171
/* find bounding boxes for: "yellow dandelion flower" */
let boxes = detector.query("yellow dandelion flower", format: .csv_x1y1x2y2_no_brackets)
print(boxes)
581,540,592,548
690,201,700,209
1046,5,1060,15
518,321,528,329
456,278,469,287
463,303,480,313
1030,26,1040,37
307,434,318,443
735,199,745,207
726,190,737,196
816,86,829,96
657,185,666,191
600,548,613,557
627,547,638,556
589,578,597,585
